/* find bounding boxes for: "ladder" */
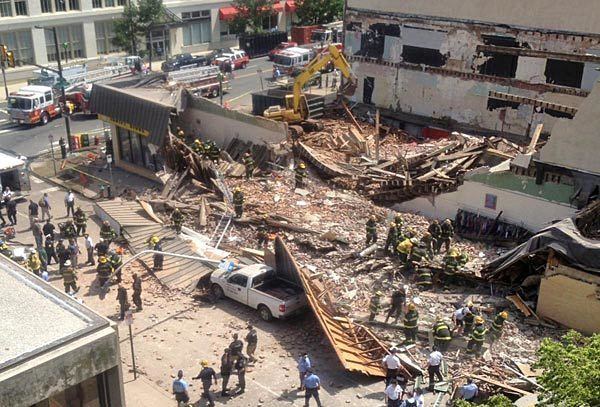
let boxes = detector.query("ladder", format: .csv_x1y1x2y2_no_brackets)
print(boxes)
167,66,221,84
209,213,232,249
65,65,130,89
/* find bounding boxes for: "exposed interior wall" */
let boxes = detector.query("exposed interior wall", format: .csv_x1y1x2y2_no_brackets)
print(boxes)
539,80,600,176
396,177,577,232
347,0,600,35
180,94,288,147
537,271,600,334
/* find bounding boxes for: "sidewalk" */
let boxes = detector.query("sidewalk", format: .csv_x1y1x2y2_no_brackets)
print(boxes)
124,376,174,407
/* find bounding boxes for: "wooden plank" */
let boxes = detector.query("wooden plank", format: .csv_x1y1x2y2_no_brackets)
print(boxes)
506,294,539,319
470,374,533,396
528,124,543,153
341,100,363,132
375,109,380,161
485,148,515,160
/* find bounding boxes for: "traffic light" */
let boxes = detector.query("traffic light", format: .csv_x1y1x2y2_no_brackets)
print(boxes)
6,51,15,68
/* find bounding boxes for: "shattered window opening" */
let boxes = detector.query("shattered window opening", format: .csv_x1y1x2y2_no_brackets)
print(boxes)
487,98,520,111
479,52,518,78
545,59,584,88
401,45,446,67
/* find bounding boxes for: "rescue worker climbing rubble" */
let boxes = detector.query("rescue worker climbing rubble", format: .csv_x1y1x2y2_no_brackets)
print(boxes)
243,151,255,180
365,216,378,246
396,237,413,264
433,317,452,352
403,303,419,344
295,162,307,189
232,187,244,218
172,208,184,234
421,232,435,259
438,219,454,253
192,139,205,155
384,222,398,256
467,316,487,356
368,291,384,321
428,220,442,253
489,311,508,343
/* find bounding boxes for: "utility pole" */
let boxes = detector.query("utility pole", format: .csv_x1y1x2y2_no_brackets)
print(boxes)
128,0,137,55
36,26,73,153
0,45,9,100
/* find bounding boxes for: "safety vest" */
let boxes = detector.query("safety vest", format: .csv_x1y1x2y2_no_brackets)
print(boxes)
96,262,113,278
403,310,419,328
416,269,432,286
28,256,41,271
100,226,115,239
434,322,452,340
464,312,475,326
295,168,306,183
74,212,86,226
471,325,487,342
397,239,413,255
491,314,506,332
243,155,255,168
172,212,184,224
62,268,77,283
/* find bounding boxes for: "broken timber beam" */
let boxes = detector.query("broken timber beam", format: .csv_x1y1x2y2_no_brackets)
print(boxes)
341,100,363,132
470,374,533,396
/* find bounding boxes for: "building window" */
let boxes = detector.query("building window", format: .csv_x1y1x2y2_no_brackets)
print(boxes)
45,25,84,62
96,21,121,54
0,0,12,16
545,59,584,88
40,0,52,12
14,0,26,15
92,0,102,7
54,0,65,11
182,11,211,46
484,193,497,210
0,30,33,65
117,127,158,171
261,14,278,31
68,0,79,10
105,0,114,6
117,0,125,5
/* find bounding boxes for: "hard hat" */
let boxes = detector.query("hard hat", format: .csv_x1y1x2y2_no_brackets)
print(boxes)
201,360,208,367
370,215,377,221
432,219,439,224
410,238,419,245
151,236,159,244
467,301,474,307
99,256,107,263
475,316,484,324
448,248,459,257
444,219,451,224
299,162,306,169
234,187,241,192
500,311,508,319
408,303,416,311
375,291,384,296
64,260,71,266
194,139,201,144
103,220,109,225
390,221,396,227
436,315,443,322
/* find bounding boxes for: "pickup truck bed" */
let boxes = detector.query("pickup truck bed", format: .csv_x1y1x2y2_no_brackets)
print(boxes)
254,278,302,301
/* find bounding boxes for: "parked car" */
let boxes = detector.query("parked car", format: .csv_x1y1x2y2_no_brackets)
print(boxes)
213,50,250,71
268,41,298,61
161,53,209,72
210,263,307,321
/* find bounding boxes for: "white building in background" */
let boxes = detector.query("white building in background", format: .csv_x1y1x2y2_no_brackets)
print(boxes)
0,0,298,67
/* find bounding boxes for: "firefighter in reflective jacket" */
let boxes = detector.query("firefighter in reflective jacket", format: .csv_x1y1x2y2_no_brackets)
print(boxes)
394,214,404,239
232,187,244,218
171,208,184,234
433,317,452,352
403,303,419,344
444,248,460,274
294,162,307,188
463,303,476,335
28,251,42,276
467,316,487,356
421,232,435,259
62,260,79,294
396,238,413,263
438,219,454,253
73,207,87,236
407,238,426,271
100,220,116,242
384,222,397,255
110,249,123,284
416,267,433,290
243,151,255,179
365,216,378,245
192,139,205,155
428,220,442,253
489,311,508,342
97,256,113,289
368,291,384,321
0,240,13,259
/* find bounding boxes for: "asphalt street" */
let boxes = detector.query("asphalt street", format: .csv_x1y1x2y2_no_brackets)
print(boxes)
0,56,275,158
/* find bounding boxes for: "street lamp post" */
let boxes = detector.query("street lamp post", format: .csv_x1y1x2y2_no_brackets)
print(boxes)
35,25,73,154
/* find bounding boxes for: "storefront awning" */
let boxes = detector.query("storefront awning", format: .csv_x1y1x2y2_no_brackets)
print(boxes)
219,6,239,21
285,0,296,12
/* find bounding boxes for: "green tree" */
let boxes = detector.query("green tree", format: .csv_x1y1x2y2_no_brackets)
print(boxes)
295,0,344,25
455,395,513,407
534,331,600,407
230,0,277,34
113,0,167,55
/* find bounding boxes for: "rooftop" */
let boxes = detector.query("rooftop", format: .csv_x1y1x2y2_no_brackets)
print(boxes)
0,257,107,371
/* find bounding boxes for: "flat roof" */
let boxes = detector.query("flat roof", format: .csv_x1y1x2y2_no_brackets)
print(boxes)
0,152,25,171
0,256,108,371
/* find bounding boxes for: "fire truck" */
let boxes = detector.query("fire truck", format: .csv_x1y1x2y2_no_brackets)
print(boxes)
166,65,230,98
7,86,62,126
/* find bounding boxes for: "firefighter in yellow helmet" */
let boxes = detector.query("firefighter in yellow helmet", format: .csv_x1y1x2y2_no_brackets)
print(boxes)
467,316,487,356
403,303,419,344
171,208,184,234
368,290,384,321
384,221,398,255
365,215,378,246
96,255,113,289
489,311,508,343
294,162,307,188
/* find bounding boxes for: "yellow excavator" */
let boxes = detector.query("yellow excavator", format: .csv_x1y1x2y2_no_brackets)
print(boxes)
264,44,357,135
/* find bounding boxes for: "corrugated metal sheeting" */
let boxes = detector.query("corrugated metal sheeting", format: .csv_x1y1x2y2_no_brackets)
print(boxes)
90,84,173,146
274,237,401,378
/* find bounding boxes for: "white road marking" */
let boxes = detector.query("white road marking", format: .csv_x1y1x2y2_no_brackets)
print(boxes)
0,129,13,135
0,119,6,123
40,186,61,192
0,109,7,114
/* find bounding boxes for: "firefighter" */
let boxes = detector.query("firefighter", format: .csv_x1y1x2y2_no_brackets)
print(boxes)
396,237,413,264
256,216,269,248
407,238,426,272
243,151,255,179
444,248,460,275
463,303,477,336
428,220,442,253
176,128,185,140
294,162,307,189
208,141,220,163
192,139,205,155
403,303,419,344
421,232,435,259
0,239,13,259
62,260,79,294
232,187,244,218
27,250,42,276
489,311,508,343
384,287,406,325
467,316,487,356
62,220,77,240
96,255,113,289
368,291,384,321
433,317,452,352
384,221,398,256
438,219,454,253
109,249,123,284
100,220,116,242
394,214,404,236
365,216,378,246
73,207,87,236
149,235,163,271
171,208,184,234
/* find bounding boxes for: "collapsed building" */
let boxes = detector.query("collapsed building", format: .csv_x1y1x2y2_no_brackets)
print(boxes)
343,0,600,140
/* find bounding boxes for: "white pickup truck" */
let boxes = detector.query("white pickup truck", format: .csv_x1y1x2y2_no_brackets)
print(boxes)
210,263,307,321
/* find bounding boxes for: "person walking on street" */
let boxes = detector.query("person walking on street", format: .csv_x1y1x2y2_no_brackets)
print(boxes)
116,284,129,320
64,190,75,217
61,260,79,294
234,355,247,394
132,273,143,310
382,348,401,387
229,333,244,362
172,370,190,406
193,361,217,407
56,239,68,269
84,233,95,265
73,207,87,236
6,197,17,225
67,239,80,270
385,287,406,324
45,235,59,265
427,346,443,392
28,199,39,229
385,378,403,407
220,348,233,396
245,324,258,363
39,193,51,221
43,219,56,240
32,219,43,248
297,352,311,390
303,369,322,407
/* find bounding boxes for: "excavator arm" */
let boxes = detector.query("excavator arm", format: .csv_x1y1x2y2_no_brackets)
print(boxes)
291,45,356,115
